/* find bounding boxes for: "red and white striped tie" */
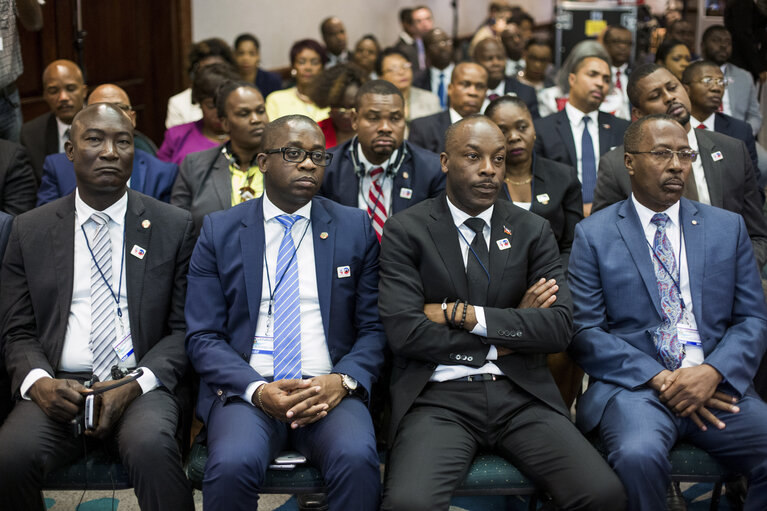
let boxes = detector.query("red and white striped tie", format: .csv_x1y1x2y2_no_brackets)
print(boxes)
367,167,387,242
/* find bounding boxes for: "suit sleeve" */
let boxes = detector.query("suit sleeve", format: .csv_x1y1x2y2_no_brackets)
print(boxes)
744,78,763,137
736,139,767,269
703,216,767,396
568,222,667,389
378,214,489,367
558,165,584,271
3,145,36,215
36,156,61,207
170,155,194,210
158,162,179,203
593,152,625,213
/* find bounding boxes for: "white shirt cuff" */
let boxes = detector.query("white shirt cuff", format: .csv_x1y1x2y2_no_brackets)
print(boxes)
470,306,487,337
20,369,53,400
243,380,268,406
135,367,160,394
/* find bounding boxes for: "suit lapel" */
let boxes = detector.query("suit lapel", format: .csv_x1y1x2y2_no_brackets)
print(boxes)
556,111,577,167
679,199,704,328
389,151,413,214
487,206,513,305
427,196,468,298
46,113,59,156
311,199,334,339
240,198,266,339
695,130,723,207
597,112,614,156
339,149,361,206
616,200,662,317
53,196,76,354
125,191,151,355
210,152,232,211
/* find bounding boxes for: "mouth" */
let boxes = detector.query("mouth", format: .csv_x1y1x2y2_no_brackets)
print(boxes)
294,176,317,187
662,178,685,192
590,90,604,101
250,128,264,137
372,138,395,149
666,103,685,117
508,147,526,157
473,181,499,194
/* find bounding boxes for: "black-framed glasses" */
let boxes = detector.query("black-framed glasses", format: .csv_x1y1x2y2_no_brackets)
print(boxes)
627,149,698,162
264,147,333,167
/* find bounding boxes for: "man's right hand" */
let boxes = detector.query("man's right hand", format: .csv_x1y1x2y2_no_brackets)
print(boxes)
27,377,87,422
518,278,558,309
253,379,323,423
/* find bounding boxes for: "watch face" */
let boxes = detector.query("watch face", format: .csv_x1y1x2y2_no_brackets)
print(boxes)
343,374,358,390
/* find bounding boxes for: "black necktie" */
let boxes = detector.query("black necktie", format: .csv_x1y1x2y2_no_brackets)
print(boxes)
464,217,489,306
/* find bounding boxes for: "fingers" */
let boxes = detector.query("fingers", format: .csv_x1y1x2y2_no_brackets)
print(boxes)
697,406,726,430
291,410,328,429
712,391,737,404
273,379,312,391
705,396,740,414
689,410,707,431
286,392,328,420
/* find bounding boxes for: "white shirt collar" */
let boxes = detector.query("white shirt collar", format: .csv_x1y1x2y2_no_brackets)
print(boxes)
446,195,494,231
487,80,505,98
356,143,400,175
74,188,128,228
690,113,716,131
262,188,312,222
631,193,680,231
430,63,454,81
399,31,414,45
612,63,629,76
686,124,701,151
56,117,71,148
449,108,463,124
565,101,599,126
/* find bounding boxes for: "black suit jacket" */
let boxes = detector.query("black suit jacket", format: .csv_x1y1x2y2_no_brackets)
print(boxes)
319,139,445,214
533,109,631,171
711,113,759,177
0,190,195,397
503,77,541,119
0,139,36,215
408,110,452,154
412,69,431,91
20,112,59,185
378,193,572,443
592,128,767,268
498,155,583,271
393,37,423,73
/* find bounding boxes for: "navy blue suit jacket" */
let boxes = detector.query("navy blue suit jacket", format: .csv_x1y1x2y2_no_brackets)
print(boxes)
185,195,387,424
408,110,451,155
503,77,540,119
255,68,284,98
37,148,178,206
712,112,759,178
568,198,767,433
319,139,445,215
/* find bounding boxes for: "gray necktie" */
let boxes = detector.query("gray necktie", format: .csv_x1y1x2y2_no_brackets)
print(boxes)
88,212,119,381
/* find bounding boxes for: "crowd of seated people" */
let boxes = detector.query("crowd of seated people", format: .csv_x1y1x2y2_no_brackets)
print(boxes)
1,2,767,510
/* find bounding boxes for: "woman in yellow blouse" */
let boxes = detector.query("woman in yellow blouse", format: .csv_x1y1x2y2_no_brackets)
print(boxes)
265,39,330,122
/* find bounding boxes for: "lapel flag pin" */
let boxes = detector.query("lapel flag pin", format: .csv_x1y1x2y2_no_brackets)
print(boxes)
536,193,550,205
130,244,146,259
337,266,351,278
692,220,698,225
400,187,413,199
141,219,151,228
496,238,511,250
711,151,723,162
402,171,409,179
602,124,611,130
320,232,328,239
503,225,512,236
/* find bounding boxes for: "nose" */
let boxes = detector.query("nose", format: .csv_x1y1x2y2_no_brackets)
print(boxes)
100,139,119,160
58,90,71,103
298,153,318,171
479,155,495,175
467,85,480,97
377,118,393,134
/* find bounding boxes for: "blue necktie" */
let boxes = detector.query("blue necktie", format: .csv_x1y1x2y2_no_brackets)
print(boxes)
437,72,446,109
581,116,597,203
272,214,303,380
650,213,684,370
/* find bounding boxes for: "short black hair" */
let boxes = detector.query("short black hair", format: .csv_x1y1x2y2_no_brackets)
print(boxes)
701,24,729,44
188,38,235,76
624,113,679,152
354,79,404,107
654,38,687,65
510,12,534,27
603,25,630,43
192,62,240,104
290,39,328,66
484,94,529,118
399,8,413,25
234,33,260,51
375,47,411,76
444,114,492,153
309,63,369,109
524,36,551,52
261,115,320,151
215,80,262,118
681,59,719,84
571,54,611,74
626,62,662,107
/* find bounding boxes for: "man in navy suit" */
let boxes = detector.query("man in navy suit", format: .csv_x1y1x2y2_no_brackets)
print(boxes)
473,38,540,118
185,115,386,511
569,114,767,511
412,28,455,109
320,80,444,240
533,55,630,212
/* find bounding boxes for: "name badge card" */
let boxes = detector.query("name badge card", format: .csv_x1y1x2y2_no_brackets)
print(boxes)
252,335,274,355
113,332,135,362
677,324,702,346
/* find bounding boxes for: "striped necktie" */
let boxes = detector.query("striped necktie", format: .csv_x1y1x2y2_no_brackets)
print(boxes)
366,167,387,242
88,212,119,382
272,214,303,380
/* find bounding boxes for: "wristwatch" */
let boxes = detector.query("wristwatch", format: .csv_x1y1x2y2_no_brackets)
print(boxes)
337,373,358,396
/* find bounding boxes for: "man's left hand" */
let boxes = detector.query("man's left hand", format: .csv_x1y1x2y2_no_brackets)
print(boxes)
85,379,142,439
658,364,723,417
287,374,347,429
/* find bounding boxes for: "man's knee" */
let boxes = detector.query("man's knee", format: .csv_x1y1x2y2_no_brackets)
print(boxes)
205,437,269,488
607,438,669,476
382,486,436,511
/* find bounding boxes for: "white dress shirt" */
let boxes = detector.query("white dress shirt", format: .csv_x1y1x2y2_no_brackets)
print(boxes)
21,190,159,398
429,63,454,97
243,192,332,404
430,197,503,382
480,80,515,113
565,102,600,185
720,63,732,116
631,195,704,368
356,144,398,214
600,64,631,121
505,58,525,77
686,127,712,205
691,113,716,132
56,116,71,153
449,108,463,125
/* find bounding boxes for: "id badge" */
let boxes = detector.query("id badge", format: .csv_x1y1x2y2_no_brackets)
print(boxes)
677,324,702,346
252,335,274,355
113,331,135,361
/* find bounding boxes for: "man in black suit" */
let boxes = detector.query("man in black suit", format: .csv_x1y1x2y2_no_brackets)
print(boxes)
0,104,195,510
20,59,88,184
409,62,487,155
412,28,455,110
473,38,540,118
0,139,36,215
393,6,433,73
592,63,767,269
320,80,444,241
682,60,760,176
0,210,14,423
533,55,630,212
379,115,625,510
601,25,633,121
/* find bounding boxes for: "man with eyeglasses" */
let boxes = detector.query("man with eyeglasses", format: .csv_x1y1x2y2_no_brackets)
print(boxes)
593,63,767,270
569,113,767,511
185,114,386,511
37,84,178,206
412,28,455,110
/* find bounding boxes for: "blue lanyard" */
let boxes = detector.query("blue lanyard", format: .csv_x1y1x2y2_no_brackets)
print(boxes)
80,221,126,319
456,224,491,282
646,225,686,311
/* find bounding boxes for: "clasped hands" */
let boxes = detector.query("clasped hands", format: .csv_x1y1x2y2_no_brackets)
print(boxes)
254,374,346,429
648,364,739,431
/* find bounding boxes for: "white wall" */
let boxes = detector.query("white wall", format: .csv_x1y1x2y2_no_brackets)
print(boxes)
192,0,555,69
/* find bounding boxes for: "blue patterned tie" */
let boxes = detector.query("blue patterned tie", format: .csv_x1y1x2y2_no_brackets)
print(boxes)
581,116,597,203
650,213,684,370
437,72,446,109
88,212,119,381
272,214,303,380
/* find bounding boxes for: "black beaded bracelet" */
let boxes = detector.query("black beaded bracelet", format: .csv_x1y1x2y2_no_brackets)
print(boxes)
442,298,450,325
451,299,460,326
458,301,468,330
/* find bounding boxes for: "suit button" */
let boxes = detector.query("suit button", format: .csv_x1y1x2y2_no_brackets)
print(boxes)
516,330,522,337
216,389,223,396
467,356,473,362
449,353,456,360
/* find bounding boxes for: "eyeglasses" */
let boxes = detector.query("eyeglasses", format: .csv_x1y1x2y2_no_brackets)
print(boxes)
693,77,728,88
627,149,698,162
330,107,354,114
264,147,333,166
606,38,632,46
383,62,412,74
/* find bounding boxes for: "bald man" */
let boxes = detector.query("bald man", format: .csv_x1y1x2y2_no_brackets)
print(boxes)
37,84,178,205
0,103,195,510
321,17,349,67
20,59,88,184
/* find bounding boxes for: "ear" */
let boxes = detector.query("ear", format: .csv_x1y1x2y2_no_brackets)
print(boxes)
568,72,576,89
440,152,449,175
351,108,359,131
624,152,635,176
683,84,691,96
65,140,75,162
630,106,643,122
257,152,268,173
221,116,231,134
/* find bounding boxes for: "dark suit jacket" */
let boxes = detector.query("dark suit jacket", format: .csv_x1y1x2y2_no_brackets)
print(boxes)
394,37,422,73
503,77,540,119
408,110,451,154
171,145,230,235
0,190,195,397
592,129,767,268
533,109,631,172
255,68,284,98
569,198,767,432
19,112,59,185
0,211,12,422
378,193,572,443
498,155,583,271
0,211,11,277
320,139,445,214
0,139,36,215
412,69,431,91
185,195,387,424
37,149,179,206
712,113,759,177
